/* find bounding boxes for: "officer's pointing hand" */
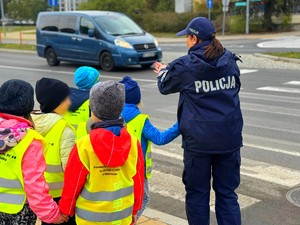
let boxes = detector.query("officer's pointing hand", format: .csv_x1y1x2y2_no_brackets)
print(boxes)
153,62,167,74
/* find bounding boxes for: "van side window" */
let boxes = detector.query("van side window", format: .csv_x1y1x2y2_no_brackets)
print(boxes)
80,17,95,35
39,16,59,32
59,15,77,34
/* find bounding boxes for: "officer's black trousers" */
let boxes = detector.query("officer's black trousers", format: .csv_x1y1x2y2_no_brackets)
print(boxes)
183,149,241,225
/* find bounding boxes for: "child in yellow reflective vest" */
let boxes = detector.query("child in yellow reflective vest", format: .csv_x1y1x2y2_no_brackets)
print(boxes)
32,78,76,225
64,66,100,130
0,80,68,225
59,81,145,225
119,76,180,220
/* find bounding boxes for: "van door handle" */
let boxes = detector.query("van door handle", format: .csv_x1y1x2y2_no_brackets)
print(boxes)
77,37,82,42
71,37,77,41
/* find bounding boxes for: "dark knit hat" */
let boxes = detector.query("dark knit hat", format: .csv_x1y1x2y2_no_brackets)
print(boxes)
119,76,141,105
90,81,125,121
36,78,70,113
0,80,34,116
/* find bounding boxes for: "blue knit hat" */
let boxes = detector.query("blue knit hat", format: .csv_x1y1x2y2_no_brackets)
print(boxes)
74,66,100,90
119,76,141,105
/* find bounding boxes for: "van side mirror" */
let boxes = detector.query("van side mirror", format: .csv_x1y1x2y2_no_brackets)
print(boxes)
88,29,95,38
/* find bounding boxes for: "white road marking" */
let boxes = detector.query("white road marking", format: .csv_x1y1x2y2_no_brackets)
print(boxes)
151,169,260,211
144,208,188,225
241,102,300,117
240,69,258,74
257,37,300,48
257,86,300,94
240,92,300,104
284,81,300,86
0,65,155,83
152,148,300,187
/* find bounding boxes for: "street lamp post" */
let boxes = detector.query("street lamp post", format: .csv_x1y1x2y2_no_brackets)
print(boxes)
246,0,250,34
0,0,5,37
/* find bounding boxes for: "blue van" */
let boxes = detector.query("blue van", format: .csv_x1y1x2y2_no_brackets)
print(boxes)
36,11,162,71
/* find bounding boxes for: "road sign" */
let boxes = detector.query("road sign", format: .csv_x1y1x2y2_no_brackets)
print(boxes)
207,0,213,9
222,6,229,12
222,0,230,7
48,0,58,7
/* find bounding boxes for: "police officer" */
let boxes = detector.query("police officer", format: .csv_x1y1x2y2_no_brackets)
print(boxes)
154,17,243,225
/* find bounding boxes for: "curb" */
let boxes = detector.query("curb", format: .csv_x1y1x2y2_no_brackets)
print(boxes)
0,48,36,54
254,53,300,64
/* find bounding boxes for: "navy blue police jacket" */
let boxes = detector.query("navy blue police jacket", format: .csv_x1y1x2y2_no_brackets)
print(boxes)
157,42,243,154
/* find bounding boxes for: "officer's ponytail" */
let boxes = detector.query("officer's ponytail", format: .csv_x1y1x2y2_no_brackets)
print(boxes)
204,33,224,61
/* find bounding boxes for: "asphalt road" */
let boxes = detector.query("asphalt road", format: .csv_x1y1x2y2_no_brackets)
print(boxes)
1,50,300,225
160,38,299,54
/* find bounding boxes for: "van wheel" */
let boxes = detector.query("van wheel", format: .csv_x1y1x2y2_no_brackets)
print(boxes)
100,52,115,71
46,48,60,66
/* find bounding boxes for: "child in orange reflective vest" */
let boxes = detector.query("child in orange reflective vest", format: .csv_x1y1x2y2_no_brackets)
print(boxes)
59,81,145,225
0,80,68,225
120,76,180,220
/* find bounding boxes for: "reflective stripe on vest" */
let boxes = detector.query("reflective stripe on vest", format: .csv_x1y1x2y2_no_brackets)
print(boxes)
75,132,138,224
0,178,23,189
0,130,46,214
64,100,90,128
76,206,133,222
43,119,68,198
127,114,152,179
0,193,25,204
80,186,133,201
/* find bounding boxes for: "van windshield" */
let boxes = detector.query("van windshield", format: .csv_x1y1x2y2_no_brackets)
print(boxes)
94,14,144,36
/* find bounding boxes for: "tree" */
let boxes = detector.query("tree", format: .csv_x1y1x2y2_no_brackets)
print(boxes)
264,0,292,31
79,0,146,20
7,0,48,20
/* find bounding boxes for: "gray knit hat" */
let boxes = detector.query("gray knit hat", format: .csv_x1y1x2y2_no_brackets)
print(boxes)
90,81,125,121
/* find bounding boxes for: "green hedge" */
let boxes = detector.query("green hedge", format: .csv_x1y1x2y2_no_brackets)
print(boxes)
229,16,265,33
135,12,207,33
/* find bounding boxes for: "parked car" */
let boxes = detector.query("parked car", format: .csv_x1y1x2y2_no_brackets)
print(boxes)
36,11,162,71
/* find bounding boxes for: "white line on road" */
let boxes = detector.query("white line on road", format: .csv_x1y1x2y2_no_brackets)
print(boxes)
240,92,300,104
257,86,300,94
0,65,155,83
152,148,300,187
240,69,258,74
241,102,300,117
151,169,260,212
144,208,188,225
284,81,300,86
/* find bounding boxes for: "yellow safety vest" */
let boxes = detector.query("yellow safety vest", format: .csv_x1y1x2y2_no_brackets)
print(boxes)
76,122,88,139
43,119,70,198
64,100,90,128
75,133,138,225
127,114,152,179
0,129,46,214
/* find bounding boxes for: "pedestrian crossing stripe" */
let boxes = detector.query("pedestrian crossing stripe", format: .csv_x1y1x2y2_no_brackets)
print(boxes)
152,148,300,188
257,87,300,94
150,170,261,212
284,81,300,86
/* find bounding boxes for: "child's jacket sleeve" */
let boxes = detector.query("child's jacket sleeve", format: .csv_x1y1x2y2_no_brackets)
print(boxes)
142,119,180,146
60,126,76,170
22,139,61,223
59,145,88,216
133,142,145,215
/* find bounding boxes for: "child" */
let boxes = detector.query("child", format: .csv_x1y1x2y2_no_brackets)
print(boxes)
120,76,180,220
0,80,68,225
59,81,145,225
64,66,100,130
32,78,76,225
